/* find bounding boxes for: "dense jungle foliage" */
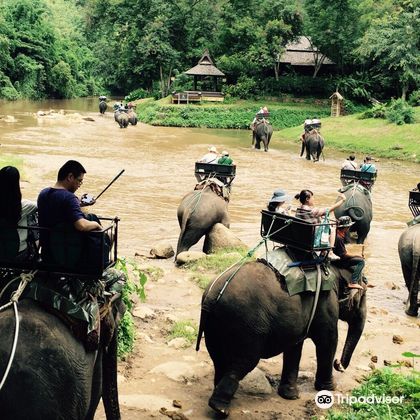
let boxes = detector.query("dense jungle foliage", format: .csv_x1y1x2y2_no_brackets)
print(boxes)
0,0,418,101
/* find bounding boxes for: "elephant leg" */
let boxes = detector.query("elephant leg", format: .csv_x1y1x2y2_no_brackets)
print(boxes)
356,220,370,244
312,324,338,391
306,147,311,160
255,138,261,150
300,141,305,157
177,226,207,255
406,276,419,317
278,341,303,399
85,350,103,420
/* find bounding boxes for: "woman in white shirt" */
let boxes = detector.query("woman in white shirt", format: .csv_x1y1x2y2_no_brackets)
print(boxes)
0,166,37,259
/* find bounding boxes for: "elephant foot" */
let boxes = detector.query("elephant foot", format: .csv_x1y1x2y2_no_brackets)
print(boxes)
278,384,300,400
208,397,230,418
314,379,336,391
333,359,346,372
405,307,419,317
208,375,239,417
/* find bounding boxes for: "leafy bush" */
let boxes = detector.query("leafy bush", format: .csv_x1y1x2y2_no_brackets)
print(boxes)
125,88,152,102
360,103,387,119
385,99,415,125
408,90,420,107
344,99,368,115
223,76,258,99
115,258,148,358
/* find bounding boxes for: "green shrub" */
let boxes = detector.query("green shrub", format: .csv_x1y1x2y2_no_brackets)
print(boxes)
385,99,415,125
168,320,198,345
223,76,258,99
125,88,152,102
360,103,387,119
408,90,420,107
115,258,148,358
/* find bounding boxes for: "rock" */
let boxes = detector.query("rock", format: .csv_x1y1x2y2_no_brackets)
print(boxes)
167,337,190,349
371,355,378,363
150,362,196,382
165,314,179,324
298,371,315,381
120,394,173,411
392,335,404,344
356,364,371,372
138,333,154,343
176,251,206,265
397,360,413,368
172,400,182,408
184,326,195,334
384,360,392,366
132,305,155,319
3,115,16,123
368,362,376,370
385,282,400,290
239,367,272,395
150,241,175,259
206,223,248,253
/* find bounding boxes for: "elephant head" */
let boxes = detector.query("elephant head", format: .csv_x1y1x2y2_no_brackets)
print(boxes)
197,257,366,416
254,122,273,152
302,129,324,161
334,184,373,244
176,185,230,257
398,224,420,316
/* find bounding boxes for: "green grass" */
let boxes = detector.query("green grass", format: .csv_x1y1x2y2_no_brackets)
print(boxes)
141,265,164,282
276,108,420,162
168,320,198,345
327,367,420,419
0,155,25,177
190,273,213,290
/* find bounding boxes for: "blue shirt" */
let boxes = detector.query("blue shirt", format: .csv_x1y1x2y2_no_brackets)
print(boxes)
38,187,84,228
360,163,376,173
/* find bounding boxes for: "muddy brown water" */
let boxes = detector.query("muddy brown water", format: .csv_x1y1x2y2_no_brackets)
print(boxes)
0,98,418,317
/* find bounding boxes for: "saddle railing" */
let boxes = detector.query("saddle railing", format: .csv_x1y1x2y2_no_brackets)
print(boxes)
409,190,420,217
195,162,236,186
340,169,377,189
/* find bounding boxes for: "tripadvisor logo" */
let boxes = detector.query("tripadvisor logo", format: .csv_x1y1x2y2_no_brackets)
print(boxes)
315,390,404,409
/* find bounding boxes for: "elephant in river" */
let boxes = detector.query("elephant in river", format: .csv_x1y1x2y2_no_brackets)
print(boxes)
301,129,324,161
334,184,373,244
127,110,137,125
253,122,273,152
99,101,107,114
398,224,420,316
114,111,129,128
176,187,230,257
196,259,366,417
0,299,121,420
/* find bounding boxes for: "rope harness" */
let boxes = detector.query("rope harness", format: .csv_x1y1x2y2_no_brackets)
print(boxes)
0,270,37,391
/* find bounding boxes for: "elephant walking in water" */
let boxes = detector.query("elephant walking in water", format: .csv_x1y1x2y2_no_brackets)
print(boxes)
176,186,230,257
0,299,121,419
398,224,420,316
197,258,366,417
335,184,373,244
253,122,273,152
301,129,324,161
114,111,129,128
99,100,107,114
127,109,138,125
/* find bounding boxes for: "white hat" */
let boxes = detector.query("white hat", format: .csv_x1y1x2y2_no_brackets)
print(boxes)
209,146,217,153
222,150,229,156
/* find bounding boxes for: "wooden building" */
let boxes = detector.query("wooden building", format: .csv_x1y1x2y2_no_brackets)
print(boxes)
330,91,344,117
172,49,225,103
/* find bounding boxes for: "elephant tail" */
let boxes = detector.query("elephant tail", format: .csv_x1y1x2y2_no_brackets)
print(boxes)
195,305,209,351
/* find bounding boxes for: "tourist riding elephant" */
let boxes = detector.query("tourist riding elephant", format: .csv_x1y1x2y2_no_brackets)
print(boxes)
114,111,129,128
253,122,273,152
0,299,121,420
398,224,420,317
99,100,107,114
176,187,230,257
197,260,366,417
127,110,137,125
334,184,373,244
301,129,324,161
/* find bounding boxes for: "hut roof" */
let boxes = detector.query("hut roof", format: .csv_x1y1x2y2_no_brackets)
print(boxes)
185,49,225,77
279,36,335,66
329,91,344,100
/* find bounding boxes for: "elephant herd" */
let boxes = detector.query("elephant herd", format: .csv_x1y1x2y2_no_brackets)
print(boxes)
98,99,138,128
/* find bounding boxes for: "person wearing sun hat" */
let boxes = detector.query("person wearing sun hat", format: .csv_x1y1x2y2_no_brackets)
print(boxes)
267,188,291,215
218,150,233,165
199,145,219,163
333,216,365,290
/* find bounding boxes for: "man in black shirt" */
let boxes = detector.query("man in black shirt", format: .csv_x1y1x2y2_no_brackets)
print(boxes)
334,216,365,290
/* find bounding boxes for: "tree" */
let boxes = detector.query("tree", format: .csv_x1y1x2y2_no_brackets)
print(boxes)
356,0,420,99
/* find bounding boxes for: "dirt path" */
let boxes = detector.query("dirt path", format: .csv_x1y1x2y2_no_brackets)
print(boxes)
95,256,419,420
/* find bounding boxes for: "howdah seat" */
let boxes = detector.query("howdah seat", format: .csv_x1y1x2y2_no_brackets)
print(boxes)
195,162,236,185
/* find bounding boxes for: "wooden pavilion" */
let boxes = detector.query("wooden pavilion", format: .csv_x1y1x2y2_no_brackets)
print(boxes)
172,49,225,103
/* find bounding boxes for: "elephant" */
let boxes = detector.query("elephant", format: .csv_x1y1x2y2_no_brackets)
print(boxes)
0,299,121,420
176,187,230,256
196,258,366,417
398,224,420,316
127,110,137,125
301,129,324,161
99,101,107,114
334,184,373,244
114,111,129,128
253,122,273,152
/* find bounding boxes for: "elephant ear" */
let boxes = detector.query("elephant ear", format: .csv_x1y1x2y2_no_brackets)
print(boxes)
347,206,364,221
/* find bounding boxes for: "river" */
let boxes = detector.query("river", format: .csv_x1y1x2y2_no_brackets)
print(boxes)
0,98,418,317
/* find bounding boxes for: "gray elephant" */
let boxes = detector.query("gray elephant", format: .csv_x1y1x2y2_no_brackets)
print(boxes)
0,299,121,420
301,129,324,161
127,110,137,125
114,111,129,128
99,101,107,114
253,122,273,152
176,187,230,256
197,259,366,417
334,185,373,244
398,224,420,316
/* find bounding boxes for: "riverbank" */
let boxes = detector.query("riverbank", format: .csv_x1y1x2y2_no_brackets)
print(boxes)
134,97,419,163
